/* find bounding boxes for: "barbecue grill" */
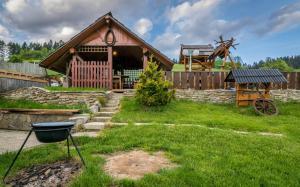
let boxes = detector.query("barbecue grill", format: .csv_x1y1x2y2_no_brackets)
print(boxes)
3,122,85,182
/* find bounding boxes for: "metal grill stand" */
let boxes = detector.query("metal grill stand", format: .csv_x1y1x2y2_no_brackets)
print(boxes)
3,124,85,183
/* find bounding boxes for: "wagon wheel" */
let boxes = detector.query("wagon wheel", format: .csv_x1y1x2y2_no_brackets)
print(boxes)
253,99,278,116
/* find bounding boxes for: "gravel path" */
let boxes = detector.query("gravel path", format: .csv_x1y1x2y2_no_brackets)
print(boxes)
0,130,43,154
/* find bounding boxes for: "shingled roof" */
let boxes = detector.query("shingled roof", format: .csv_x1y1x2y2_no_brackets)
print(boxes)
224,69,287,83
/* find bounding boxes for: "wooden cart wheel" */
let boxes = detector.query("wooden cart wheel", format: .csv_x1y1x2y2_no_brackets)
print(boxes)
253,99,278,116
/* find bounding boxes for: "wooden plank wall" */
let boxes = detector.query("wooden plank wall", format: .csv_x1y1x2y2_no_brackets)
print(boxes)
71,60,111,89
164,71,300,90
0,78,48,92
0,67,48,92
0,62,46,76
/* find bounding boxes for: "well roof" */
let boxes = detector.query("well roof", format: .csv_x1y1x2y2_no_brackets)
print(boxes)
224,69,287,83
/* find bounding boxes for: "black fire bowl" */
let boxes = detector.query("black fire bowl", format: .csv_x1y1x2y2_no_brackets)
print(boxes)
31,122,75,143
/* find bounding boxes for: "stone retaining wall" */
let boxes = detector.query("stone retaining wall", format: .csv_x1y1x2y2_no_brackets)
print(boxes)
0,113,72,130
175,89,300,103
175,89,236,103
270,89,300,102
0,87,110,106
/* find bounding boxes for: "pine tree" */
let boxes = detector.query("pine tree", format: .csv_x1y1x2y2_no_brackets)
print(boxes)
135,57,175,106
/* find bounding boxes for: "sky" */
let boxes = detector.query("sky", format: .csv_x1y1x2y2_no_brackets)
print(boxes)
0,0,300,64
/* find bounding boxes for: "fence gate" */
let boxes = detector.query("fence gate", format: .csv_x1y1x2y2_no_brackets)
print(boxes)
71,60,111,89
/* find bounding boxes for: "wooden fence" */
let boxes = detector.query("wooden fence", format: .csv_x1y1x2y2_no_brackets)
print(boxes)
71,60,111,89
164,71,300,90
0,69,48,92
0,62,46,76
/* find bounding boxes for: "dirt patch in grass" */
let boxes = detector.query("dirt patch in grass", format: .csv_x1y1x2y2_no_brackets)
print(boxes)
6,159,81,187
103,150,176,180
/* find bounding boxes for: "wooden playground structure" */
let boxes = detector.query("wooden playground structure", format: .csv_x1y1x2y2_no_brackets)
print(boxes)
179,35,239,71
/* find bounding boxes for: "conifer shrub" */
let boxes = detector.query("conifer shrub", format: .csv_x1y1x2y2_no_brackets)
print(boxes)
135,58,175,106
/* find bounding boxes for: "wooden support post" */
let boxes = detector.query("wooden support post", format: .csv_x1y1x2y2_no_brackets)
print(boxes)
184,57,187,72
108,46,113,89
66,55,75,87
143,48,148,70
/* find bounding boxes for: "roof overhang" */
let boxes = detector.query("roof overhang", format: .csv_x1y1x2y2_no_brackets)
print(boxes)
40,12,173,73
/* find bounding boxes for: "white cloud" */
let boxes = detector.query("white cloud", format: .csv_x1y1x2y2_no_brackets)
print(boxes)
153,0,247,58
4,0,26,14
167,0,221,24
133,18,153,36
0,24,11,41
1,0,156,42
256,2,300,35
54,26,76,40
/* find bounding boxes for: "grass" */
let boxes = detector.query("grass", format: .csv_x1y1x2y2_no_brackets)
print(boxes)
44,86,105,92
112,97,300,139
0,97,90,113
46,69,62,76
0,125,299,186
172,64,226,72
172,64,185,72
0,98,299,186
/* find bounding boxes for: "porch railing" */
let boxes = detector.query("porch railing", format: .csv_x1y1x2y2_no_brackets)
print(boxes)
71,60,111,89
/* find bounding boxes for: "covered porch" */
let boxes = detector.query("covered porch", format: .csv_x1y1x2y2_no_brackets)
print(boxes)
68,45,148,90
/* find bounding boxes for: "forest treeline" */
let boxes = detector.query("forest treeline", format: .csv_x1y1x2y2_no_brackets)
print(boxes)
0,39,299,72
0,40,64,63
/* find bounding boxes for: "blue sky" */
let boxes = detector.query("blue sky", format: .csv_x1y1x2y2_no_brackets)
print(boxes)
0,0,300,64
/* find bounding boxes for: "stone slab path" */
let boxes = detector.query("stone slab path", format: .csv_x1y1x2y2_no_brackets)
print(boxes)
0,130,43,154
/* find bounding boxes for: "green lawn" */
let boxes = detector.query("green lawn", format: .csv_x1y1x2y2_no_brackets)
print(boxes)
0,97,89,113
112,97,300,138
44,86,105,92
0,125,299,186
172,64,227,72
1,98,299,186
46,69,62,76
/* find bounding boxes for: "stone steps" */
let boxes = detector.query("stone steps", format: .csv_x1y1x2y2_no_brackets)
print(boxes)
100,107,118,112
105,103,119,107
91,116,111,122
83,122,105,131
79,93,123,133
94,111,116,117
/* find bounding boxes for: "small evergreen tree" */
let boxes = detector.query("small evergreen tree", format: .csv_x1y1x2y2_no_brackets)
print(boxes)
135,57,175,106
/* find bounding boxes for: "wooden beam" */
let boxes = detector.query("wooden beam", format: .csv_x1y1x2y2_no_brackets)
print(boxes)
0,69,48,83
69,48,76,54
184,57,187,72
108,46,113,89
143,48,148,70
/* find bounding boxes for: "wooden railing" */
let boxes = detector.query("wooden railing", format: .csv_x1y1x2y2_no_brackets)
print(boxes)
164,71,300,90
71,60,111,89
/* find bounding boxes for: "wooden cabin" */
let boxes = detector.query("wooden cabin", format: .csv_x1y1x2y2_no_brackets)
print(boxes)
224,69,287,106
179,44,214,71
40,12,173,90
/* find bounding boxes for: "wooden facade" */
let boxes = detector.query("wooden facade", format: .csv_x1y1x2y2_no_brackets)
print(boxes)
40,12,173,89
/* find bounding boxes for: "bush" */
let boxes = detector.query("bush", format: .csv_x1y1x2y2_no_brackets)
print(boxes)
97,96,107,106
135,58,175,106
